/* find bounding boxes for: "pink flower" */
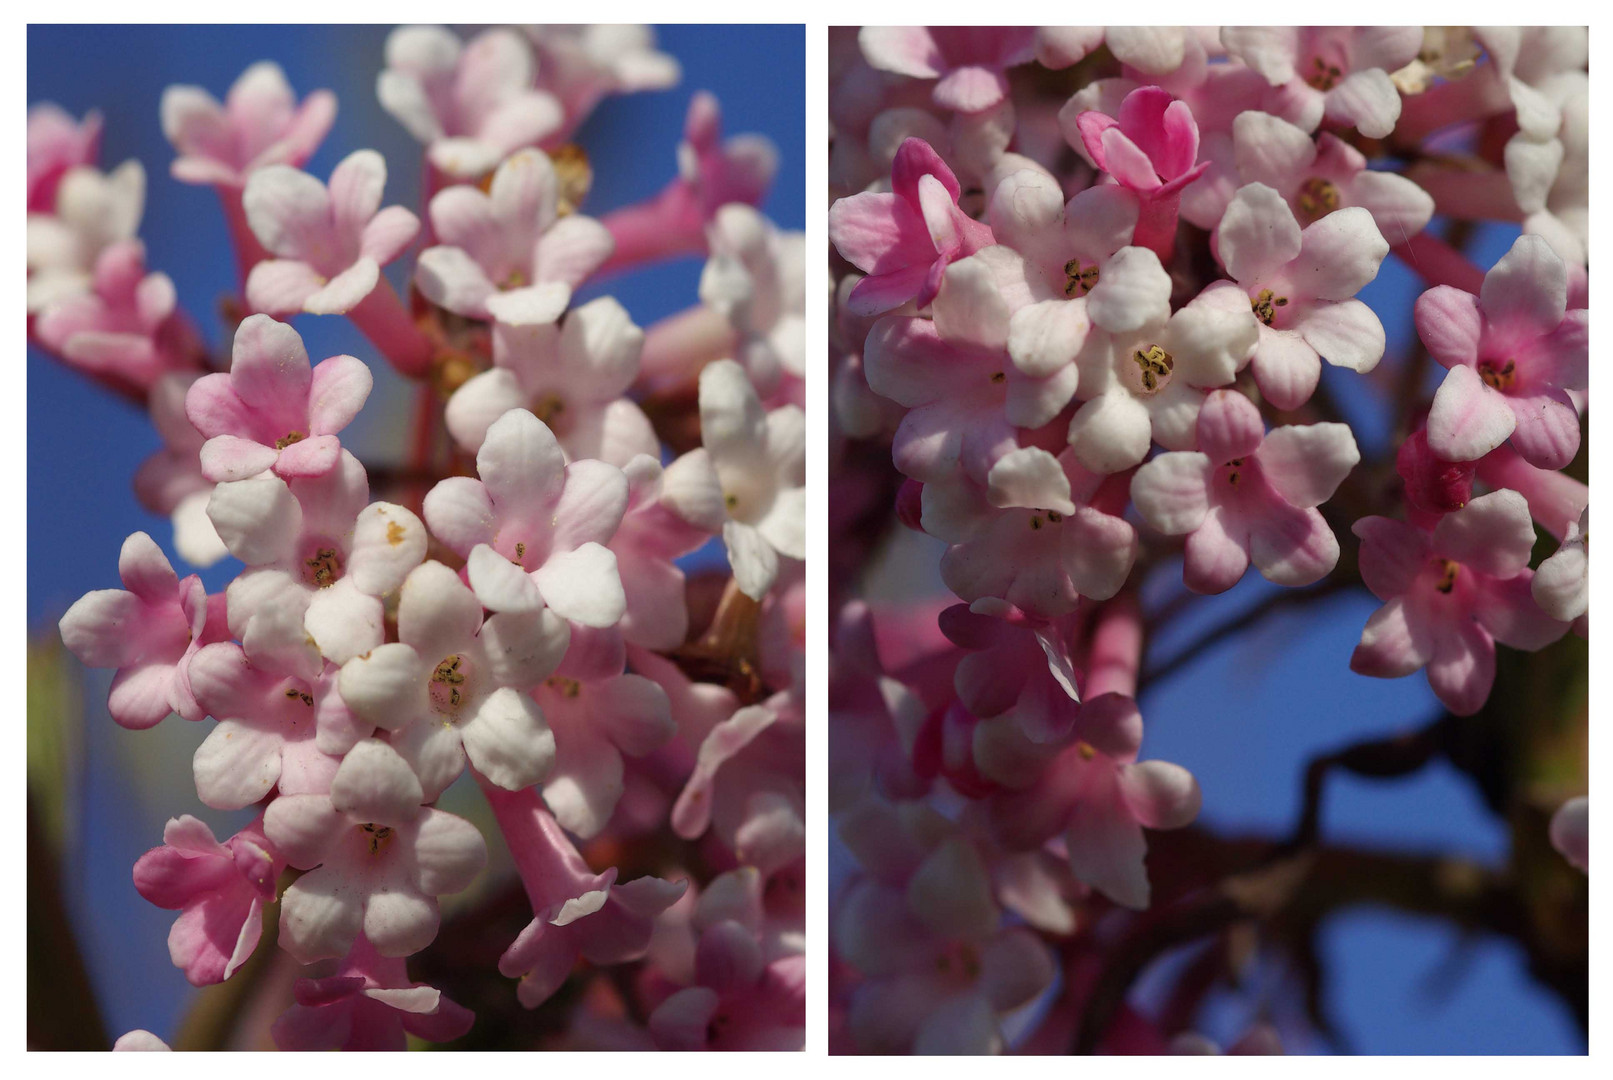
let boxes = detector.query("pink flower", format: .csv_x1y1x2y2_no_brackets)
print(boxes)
934,447,1138,617
1395,425,1476,529
133,374,228,568
1217,182,1388,410
187,642,355,810
338,560,567,798
1221,26,1423,138
1532,508,1588,627
939,603,1082,745
672,690,805,876
1418,234,1588,468
1131,389,1359,594
1064,251,1259,474
700,204,806,394
828,603,931,811
415,148,613,322
526,25,682,138
442,296,654,466
1188,110,1434,239
58,531,224,729
242,150,420,316
27,103,101,213
858,27,1036,113
650,922,806,1050
423,408,629,626
377,26,562,180
1074,86,1209,258
1351,490,1569,715
831,829,1052,1053
265,739,488,962
160,61,336,188
828,137,994,316
980,169,1138,380
26,160,144,312
607,455,712,651
531,669,675,838
1549,796,1588,873
132,815,281,986
209,453,427,677
484,785,685,1007
185,315,373,483
271,937,474,1050
33,239,202,392
659,361,805,600
860,251,1070,483
986,692,1201,909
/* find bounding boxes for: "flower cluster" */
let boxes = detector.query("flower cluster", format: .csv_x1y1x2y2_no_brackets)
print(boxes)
37,24,803,1051
829,25,1586,1054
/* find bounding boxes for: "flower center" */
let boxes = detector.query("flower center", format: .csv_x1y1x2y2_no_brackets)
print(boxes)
501,268,528,290
1063,258,1100,297
1306,56,1344,91
430,654,470,714
302,546,342,588
360,823,395,855
282,686,315,707
1223,457,1247,487
1251,289,1289,326
551,143,593,217
276,430,306,450
532,392,566,426
1477,359,1517,392
544,675,582,699
1129,344,1173,395
1434,558,1460,594
934,941,982,980
1027,509,1065,531
1076,740,1097,761
1296,177,1341,223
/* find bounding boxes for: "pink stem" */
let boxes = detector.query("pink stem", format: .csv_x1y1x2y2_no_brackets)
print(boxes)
478,780,593,911
215,184,270,294
1133,192,1183,264
1084,593,1143,700
1390,232,1486,294
1406,165,1522,224
1394,64,1513,145
595,184,707,278
639,303,737,389
1476,444,1588,539
346,278,435,379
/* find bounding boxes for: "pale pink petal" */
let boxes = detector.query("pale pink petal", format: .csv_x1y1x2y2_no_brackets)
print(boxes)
1427,364,1516,463
1433,489,1537,578
1195,389,1265,462
1480,233,1567,336
244,259,325,315
1131,452,1212,534
459,686,555,790
1257,422,1359,508
1288,206,1388,301
330,738,424,823
858,26,944,79
1295,298,1384,372
1183,506,1250,594
1219,183,1301,284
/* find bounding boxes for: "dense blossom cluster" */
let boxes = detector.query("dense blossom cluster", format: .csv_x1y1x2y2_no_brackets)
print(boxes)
829,25,1586,1054
36,25,803,1051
